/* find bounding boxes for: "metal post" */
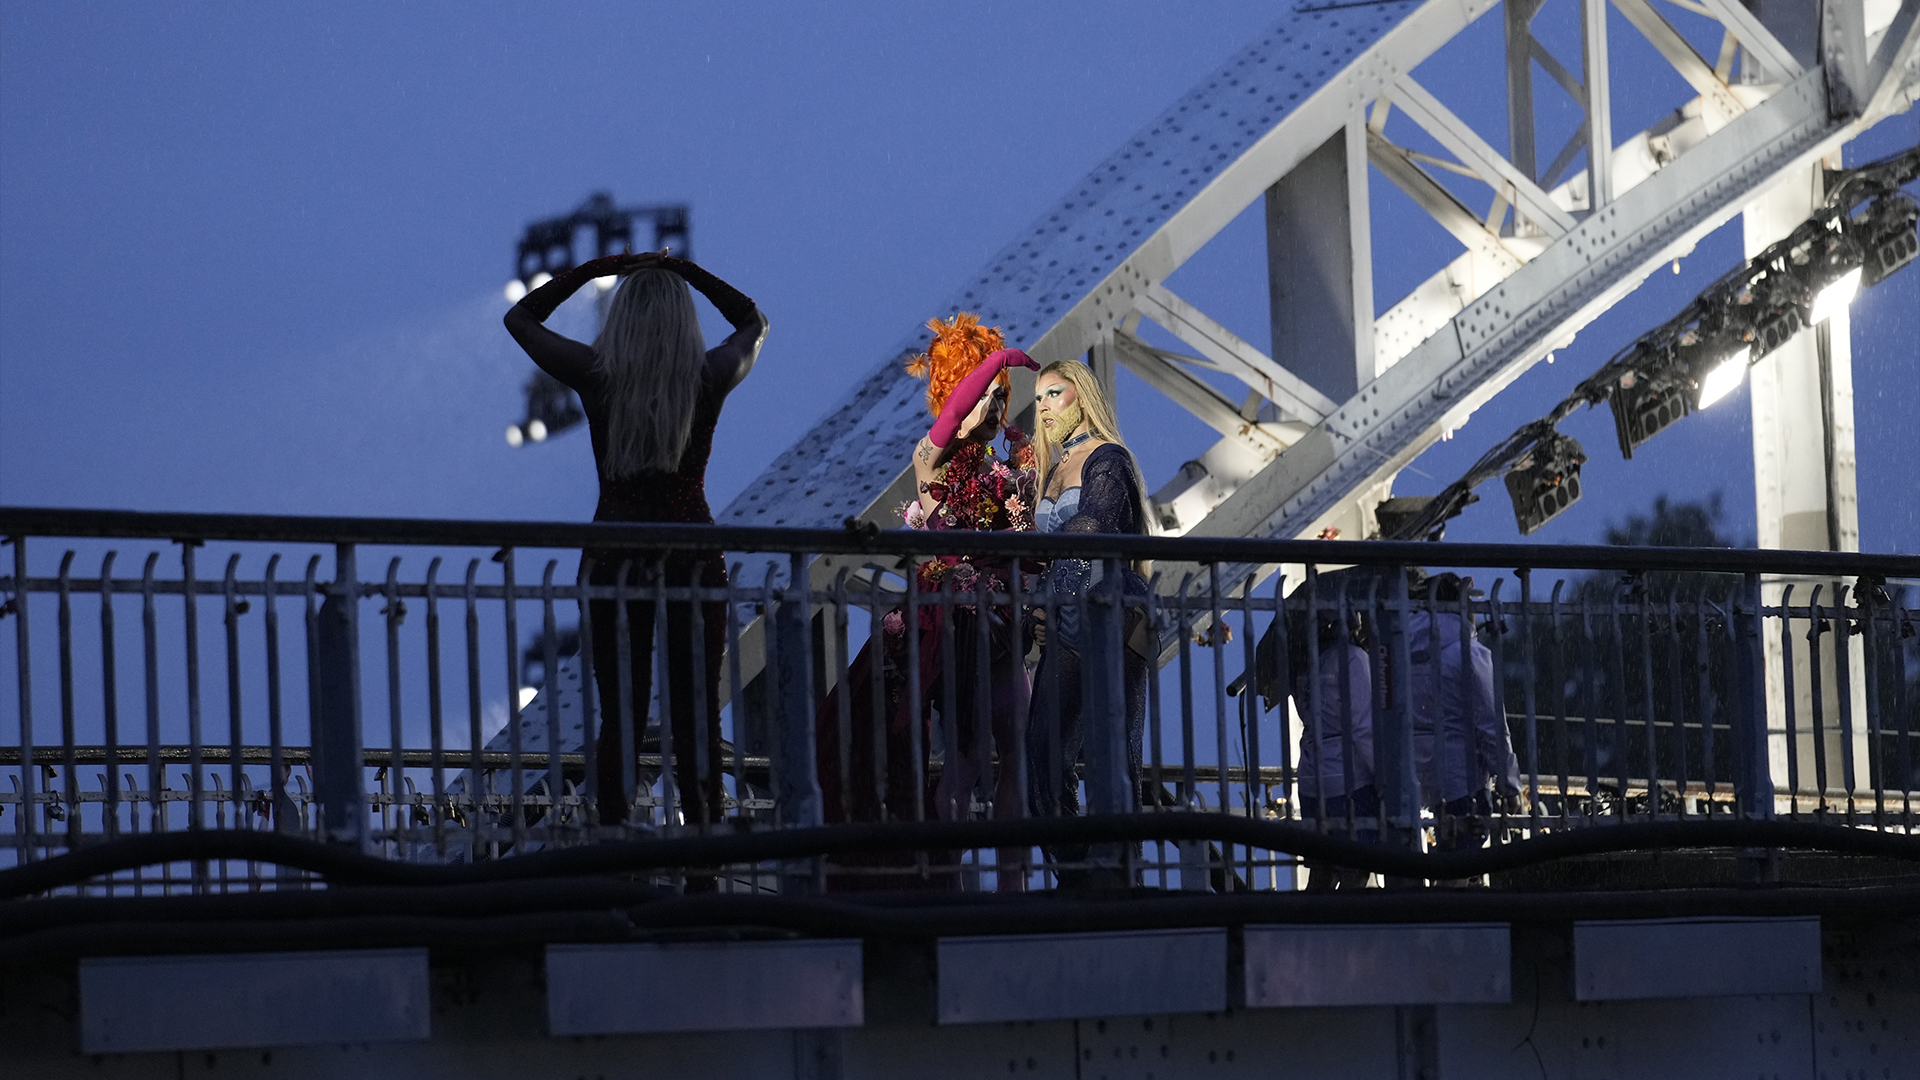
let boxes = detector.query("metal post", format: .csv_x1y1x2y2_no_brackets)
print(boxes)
9,536,37,861
1375,569,1421,849
1082,559,1130,817
774,552,822,891
1505,0,1542,185
312,543,366,848
1733,572,1773,819
1581,0,1614,209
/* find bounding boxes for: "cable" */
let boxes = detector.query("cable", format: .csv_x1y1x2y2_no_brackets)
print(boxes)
4,815,1917,901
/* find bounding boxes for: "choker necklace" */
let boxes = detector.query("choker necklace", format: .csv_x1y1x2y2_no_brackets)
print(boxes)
1059,430,1094,453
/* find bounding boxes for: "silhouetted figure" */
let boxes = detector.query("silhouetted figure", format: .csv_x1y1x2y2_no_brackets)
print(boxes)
505,251,766,835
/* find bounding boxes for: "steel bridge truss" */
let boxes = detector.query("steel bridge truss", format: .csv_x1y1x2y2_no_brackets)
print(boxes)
724,0,1916,554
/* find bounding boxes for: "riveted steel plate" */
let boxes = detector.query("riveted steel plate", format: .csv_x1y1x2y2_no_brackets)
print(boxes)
546,939,864,1035
936,928,1227,1024
1244,922,1511,1007
78,948,430,1054
1572,916,1822,1001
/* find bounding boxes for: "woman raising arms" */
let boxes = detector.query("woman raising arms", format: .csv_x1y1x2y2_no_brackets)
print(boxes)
504,250,767,835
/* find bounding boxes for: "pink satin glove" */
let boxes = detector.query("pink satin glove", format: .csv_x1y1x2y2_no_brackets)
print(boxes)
928,349,1041,448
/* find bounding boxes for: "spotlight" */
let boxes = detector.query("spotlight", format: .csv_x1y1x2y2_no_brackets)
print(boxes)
1692,349,1749,410
593,275,618,293
1750,304,1800,359
505,424,525,448
1808,266,1862,325
503,279,528,304
518,685,539,709
1505,432,1586,536
1607,359,1689,459
528,271,552,290
527,419,548,442
1860,193,1918,286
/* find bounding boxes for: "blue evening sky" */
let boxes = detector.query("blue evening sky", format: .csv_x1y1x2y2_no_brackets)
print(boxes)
3,1,1916,552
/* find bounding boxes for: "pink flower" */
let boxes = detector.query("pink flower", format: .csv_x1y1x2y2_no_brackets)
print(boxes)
881,610,905,636
901,501,928,529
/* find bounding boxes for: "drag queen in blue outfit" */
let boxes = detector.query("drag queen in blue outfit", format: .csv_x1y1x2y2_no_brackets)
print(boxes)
1025,360,1151,859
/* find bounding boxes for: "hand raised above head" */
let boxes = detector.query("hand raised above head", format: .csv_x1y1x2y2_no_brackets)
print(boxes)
614,250,669,274
985,348,1040,372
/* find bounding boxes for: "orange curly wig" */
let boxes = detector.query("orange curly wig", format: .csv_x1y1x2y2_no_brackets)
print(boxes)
906,312,1007,416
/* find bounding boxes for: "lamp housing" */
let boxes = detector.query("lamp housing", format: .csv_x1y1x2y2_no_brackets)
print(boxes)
1505,432,1586,536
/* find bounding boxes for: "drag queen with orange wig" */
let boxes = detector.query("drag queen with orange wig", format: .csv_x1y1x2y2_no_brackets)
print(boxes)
814,314,1038,890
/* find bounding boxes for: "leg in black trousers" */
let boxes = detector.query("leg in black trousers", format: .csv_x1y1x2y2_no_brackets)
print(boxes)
588,554,726,830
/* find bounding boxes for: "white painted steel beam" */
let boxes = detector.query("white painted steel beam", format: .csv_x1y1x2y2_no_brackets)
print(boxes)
1184,66,1849,562
1863,0,1920,119
1583,0,1616,208
1366,130,1526,267
1136,282,1337,422
1612,0,1750,122
1111,331,1298,456
1387,73,1578,236
1700,0,1808,79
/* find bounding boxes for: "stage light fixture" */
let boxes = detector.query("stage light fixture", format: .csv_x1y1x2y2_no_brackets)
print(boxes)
1860,194,1918,286
528,271,552,290
1693,349,1749,410
503,279,528,303
505,424,525,448
527,419,549,442
593,275,618,293
1606,356,1689,459
1808,265,1863,325
1750,304,1800,358
1504,432,1586,536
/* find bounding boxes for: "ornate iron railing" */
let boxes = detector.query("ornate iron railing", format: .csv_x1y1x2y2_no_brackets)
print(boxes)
1,507,1915,899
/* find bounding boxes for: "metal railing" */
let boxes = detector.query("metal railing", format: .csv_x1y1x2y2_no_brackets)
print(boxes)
2,507,1916,898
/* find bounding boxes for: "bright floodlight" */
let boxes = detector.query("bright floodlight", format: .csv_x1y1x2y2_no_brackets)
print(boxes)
1809,267,1862,325
1696,350,1750,410
503,279,528,303
528,271,552,289
527,419,548,442
517,685,539,709
593,275,618,292
505,424,524,448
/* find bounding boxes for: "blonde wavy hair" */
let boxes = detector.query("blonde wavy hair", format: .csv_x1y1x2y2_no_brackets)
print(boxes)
907,312,1007,415
1032,360,1129,485
592,269,707,477
1034,360,1157,561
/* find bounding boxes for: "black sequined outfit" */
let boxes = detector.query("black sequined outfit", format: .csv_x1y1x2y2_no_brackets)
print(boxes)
505,258,766,829
1027,443,1150,866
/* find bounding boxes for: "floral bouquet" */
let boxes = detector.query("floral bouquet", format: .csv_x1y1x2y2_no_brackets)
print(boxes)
895,427,1037,613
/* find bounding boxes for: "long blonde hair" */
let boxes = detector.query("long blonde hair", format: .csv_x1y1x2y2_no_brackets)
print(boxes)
1033,360,1128,484
591,268,707,478
1033,360,1157,535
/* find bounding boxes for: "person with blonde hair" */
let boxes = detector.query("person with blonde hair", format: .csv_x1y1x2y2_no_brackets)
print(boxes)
1025,359,1152,886
505,250,767,839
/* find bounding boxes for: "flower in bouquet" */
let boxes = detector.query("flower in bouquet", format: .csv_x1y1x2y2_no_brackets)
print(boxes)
1004,493,1032,532
900,500,928,529
881,610,906,636
949,562,980,593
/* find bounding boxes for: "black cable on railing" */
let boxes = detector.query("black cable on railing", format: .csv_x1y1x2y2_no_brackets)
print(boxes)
3,815,1918,902
5,507,1917,578
8,881,1920,961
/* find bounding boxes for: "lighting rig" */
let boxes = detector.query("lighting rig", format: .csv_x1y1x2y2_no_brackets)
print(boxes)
1385,144,1918,541
502,193,692,448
